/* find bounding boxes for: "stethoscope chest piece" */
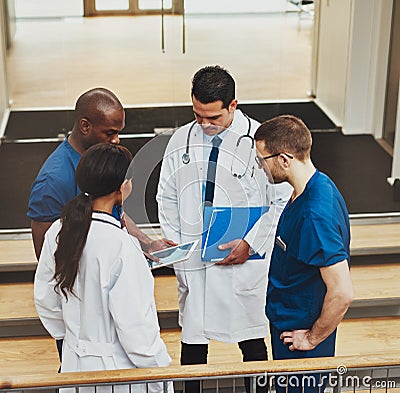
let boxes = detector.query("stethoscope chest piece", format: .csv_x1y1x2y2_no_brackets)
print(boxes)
181,121,196,165
182,153,190,164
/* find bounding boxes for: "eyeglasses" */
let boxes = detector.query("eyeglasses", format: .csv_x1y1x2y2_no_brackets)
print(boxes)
255,152,294,166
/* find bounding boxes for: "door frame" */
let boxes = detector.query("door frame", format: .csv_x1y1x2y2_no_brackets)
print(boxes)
83,0,184,16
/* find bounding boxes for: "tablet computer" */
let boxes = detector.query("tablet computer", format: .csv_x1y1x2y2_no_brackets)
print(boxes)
147,240,199,270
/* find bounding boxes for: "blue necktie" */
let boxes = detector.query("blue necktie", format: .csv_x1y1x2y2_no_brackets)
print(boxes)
204,136,222,205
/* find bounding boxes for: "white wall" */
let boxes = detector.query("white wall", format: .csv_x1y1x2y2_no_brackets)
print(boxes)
0,3,9,137
370,0,393,139
391,80,400,180
343,0,376,134
314,0,352,127
315,0,393,135
5,0,16,48
15,0,83,18
185,0,288,14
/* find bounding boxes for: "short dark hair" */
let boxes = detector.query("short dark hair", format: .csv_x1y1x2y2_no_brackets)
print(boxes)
191,65,235,109
254,115,312,162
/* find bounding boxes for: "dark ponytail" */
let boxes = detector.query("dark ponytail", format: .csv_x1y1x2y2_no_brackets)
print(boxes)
54,143,133,299
54,193,92,298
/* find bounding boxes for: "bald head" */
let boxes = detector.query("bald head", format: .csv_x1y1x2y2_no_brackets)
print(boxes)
74,88,123,127
69,88,125,153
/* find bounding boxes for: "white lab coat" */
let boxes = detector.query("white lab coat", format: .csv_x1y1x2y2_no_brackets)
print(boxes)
34,212,172,393
157,110,292,344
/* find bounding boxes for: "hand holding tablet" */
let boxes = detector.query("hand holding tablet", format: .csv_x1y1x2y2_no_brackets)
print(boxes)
147,240,199,270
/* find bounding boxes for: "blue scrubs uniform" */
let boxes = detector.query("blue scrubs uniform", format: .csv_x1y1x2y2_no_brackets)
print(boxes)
28,138,121,222
28,138,81,222
266,170,350,393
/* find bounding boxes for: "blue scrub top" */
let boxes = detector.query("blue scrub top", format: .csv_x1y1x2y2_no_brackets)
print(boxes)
28,138,121,223
28,138,81,222
266,169,350,332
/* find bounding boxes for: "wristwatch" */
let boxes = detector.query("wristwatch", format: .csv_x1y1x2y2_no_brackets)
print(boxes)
248,245,256,256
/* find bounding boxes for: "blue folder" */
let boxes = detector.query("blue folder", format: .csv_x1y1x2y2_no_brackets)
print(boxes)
201,206,269,262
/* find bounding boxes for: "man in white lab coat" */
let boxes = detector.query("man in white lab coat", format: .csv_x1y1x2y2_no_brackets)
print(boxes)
157,65,292,393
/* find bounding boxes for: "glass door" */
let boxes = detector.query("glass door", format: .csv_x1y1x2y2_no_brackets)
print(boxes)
7,1,314,108
94,0,130,11
84,0,183,16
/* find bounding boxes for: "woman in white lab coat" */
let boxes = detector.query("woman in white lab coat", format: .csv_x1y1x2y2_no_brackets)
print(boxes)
34,143,171,393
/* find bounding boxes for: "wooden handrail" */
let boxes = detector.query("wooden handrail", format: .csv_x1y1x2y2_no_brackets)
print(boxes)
1,354,399,390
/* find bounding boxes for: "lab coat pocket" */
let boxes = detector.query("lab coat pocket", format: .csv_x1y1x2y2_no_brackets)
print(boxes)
101,354,118,370
232,261,269,330
233,261,268,295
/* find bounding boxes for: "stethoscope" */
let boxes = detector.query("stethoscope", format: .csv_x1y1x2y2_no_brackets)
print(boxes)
181,113,254,179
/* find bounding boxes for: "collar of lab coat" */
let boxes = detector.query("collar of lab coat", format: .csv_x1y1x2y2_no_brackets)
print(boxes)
92,211,122,229
191,109,246,161
229,109,249,139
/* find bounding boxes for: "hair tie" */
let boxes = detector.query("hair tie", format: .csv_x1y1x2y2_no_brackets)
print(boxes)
83,192,91,197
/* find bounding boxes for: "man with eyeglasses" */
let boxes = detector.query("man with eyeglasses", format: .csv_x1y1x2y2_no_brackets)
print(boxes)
254,115,354,393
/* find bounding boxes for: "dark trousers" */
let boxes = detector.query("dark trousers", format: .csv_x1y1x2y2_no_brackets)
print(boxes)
181,338,268,393
56,339,63,373
270,324,336,393
56,339,63,361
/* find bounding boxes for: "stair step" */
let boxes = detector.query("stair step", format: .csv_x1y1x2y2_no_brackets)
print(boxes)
0,276,179,337
1,222,400,276
1,264,400,337
1,317,400,378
